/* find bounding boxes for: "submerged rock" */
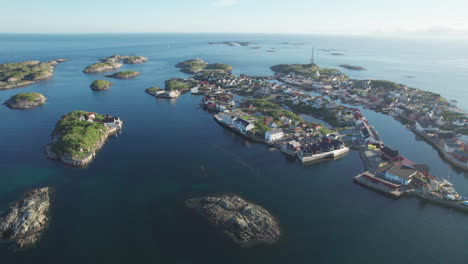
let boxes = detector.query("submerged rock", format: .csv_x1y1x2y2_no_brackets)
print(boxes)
186,195,280,247
0,187,51,248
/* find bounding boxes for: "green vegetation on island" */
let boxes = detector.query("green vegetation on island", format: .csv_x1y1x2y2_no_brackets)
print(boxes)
0,60,67,90
123,56,148,64
242,99,303,134
4,92,47,109
270,63,340,79
83,61,121,73
284,100,343,127
368,80,402,90
176,58,232,74
105,71,140,79
165,79,192,91
50,111,107,159
83,54,147,73
90,80,113,91
145,86,161,93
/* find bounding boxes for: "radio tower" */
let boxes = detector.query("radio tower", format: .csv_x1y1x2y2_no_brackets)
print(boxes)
310,47,315,65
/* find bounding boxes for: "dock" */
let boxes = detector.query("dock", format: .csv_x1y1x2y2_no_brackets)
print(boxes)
353,172,403,198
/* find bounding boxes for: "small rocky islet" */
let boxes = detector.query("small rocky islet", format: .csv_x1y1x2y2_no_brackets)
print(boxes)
45,110,123,167
0,59,68,90
0,187,51,248
186,195,280,247
82,54,147,73
90,80,113,91
105,71,140,79
176,58,232,74
4,92,47,109
339,64,366,71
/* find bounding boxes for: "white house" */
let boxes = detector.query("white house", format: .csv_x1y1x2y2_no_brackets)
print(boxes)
415,121,439,133
265,129,284,142
376,164,418,185
452,119,466,127
221,113,238,126
234,118,255,134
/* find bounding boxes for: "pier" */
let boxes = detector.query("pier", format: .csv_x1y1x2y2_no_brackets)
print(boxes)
353,172,403,198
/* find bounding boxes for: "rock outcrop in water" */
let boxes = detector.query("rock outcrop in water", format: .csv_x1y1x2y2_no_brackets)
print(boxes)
105,71,140,79
83,55,148,73
90,80,113,91
186,195,280,247
0,59,67,90
0,187,51,248
4,92,47,109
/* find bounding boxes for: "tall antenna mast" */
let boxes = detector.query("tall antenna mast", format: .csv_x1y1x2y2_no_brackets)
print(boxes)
310,47,315,64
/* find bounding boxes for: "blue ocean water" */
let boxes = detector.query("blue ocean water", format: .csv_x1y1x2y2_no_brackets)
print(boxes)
0,34,467,263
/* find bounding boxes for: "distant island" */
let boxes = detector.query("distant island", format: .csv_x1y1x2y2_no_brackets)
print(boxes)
331,53,344,56
83,54,147,73
4,92,47,109
105,71,140,79
45,111,123,167
0,187,51,248
270,63,341,80
186,195,280,247
90,80,113,91
176,58,232,74
0,59,68,90
208,41,251,46
339,64,367,71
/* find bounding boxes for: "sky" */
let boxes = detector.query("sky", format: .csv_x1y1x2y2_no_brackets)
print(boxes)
1,0,468,36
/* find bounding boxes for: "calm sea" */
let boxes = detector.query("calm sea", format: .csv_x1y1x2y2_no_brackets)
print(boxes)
0,34,467,264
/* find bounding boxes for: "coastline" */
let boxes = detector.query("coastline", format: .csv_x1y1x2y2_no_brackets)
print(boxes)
45,124,121,168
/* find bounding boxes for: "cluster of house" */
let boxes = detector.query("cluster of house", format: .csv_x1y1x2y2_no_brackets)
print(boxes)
353,109,381,144
298,136,345,156
78,112,123,131
275,69,468,169
369,145,465,202
218,112,256,134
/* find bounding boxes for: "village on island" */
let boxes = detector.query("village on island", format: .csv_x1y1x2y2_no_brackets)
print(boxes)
150,55,468,211
1,48,468,249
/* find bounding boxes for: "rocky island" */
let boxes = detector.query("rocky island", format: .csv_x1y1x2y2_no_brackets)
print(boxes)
0,59,67,90
0,187,51,248
4,92,47,109
83,54,147,73
90,80,113,91
122,56,148,64
45,111,123,167
105,71,140,79
176,58,232,74
339,64,367,71
186,195,280,247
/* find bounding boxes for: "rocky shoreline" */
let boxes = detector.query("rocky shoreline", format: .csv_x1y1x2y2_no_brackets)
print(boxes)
0,59,68,90
0,187,51,248
105,71,140,79
45,125,119,167
186,195,280,247
83,55,147,73
90,80,113,91
4,93,47,109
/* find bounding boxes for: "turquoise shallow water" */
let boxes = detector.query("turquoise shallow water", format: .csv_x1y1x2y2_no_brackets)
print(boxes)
0,34,467,263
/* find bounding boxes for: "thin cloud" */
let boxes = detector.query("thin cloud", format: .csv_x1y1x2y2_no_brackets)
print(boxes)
211,0,238,7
